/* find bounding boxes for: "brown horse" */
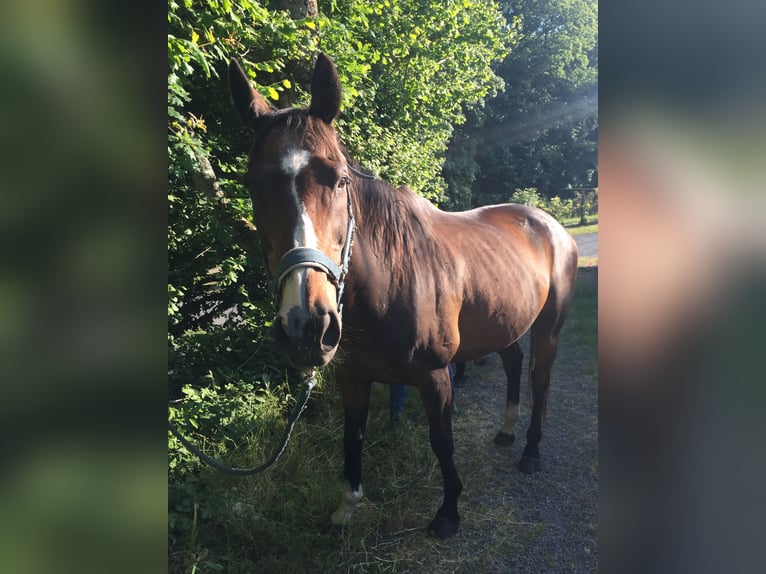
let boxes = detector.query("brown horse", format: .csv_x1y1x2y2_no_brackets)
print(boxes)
228,53,578,539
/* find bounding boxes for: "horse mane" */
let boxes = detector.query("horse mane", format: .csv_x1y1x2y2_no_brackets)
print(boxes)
347,159,434,284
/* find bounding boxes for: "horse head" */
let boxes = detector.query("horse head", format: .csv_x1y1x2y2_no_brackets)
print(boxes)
229,54,352,368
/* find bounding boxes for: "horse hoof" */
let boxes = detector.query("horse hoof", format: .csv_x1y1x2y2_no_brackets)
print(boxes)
427,513,460,539
331,508,352,525
517,456,541,474
493,432,515,447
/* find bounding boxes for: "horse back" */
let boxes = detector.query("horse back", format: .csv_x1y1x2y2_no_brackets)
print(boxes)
431,203,578,361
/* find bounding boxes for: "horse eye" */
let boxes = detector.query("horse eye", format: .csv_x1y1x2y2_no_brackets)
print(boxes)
337,176,351,192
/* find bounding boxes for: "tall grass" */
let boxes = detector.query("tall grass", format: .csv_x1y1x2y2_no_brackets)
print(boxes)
169,276,597,573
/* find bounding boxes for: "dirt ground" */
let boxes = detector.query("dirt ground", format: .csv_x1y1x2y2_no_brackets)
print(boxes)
442,285,598,573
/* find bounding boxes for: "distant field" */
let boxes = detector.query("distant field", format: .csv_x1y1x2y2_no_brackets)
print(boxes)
563,215,598,236
568,223,598,236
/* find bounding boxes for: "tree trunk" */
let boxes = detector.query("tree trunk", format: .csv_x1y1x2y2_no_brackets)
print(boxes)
270,0,317,19
191,150,261,262
269,0,318,94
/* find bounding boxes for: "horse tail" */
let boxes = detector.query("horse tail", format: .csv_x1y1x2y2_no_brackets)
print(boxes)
523,332,552,424
525,333,535,411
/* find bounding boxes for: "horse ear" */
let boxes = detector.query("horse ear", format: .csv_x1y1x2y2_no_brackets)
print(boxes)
229,58,271,126
309,53,341,124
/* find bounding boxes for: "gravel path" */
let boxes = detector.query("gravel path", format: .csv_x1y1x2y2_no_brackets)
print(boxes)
574,233,598,258
445,321,598,572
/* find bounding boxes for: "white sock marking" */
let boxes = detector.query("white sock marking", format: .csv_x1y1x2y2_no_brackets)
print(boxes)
331,482,364,525
500,402,520,435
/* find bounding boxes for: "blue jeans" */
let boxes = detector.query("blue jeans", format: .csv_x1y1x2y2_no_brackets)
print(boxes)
389,383,407,417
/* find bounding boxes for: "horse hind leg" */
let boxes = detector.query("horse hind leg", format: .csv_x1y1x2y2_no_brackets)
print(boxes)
493,341,524,447
516,232,577,473
517,321,561,474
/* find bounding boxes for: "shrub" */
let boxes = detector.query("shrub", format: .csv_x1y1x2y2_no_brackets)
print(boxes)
509,187,543,207
544,195,573,221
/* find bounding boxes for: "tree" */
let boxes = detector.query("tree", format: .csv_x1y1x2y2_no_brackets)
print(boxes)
442,0,598,208
317,0,515,201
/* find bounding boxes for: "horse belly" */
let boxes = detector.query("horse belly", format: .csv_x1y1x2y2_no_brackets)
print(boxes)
454,303,538,362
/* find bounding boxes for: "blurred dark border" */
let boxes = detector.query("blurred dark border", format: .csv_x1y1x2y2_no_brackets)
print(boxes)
0,1,168,572
601,1,766,572
2,1,765,572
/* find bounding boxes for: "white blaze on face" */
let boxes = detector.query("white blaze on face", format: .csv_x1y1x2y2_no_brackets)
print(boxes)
279,149,314,315
280,148,315,248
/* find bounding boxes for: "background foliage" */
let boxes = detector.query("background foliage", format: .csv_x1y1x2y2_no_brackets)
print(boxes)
441,0,598,210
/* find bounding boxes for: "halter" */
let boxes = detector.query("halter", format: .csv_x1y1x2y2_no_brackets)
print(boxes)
271,174,356,316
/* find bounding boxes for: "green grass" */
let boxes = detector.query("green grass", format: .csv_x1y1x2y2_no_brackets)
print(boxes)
562,214,598,236
567,271,598,348
170,381,523,572
561,214,597,227
169,378,444,573
169,277,598,573
563,215,598,266
560,272,598,384
567,222,598,236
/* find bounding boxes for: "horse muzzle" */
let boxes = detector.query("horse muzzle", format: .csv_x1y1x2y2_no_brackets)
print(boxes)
271,245,350,368
274,299,341,368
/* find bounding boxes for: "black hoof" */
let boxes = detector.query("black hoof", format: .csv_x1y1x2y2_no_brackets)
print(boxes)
493,431,516,447
517,456,541,474
427,512,460,539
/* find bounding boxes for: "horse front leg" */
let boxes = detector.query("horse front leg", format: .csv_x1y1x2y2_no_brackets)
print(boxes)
330,375,371,525
419,367,463,539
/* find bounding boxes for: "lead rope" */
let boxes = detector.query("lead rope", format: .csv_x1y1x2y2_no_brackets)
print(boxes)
168,369,317,475
168,168,364,475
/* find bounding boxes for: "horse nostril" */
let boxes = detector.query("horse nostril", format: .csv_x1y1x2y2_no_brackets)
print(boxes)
273,317,290,347
275,305,340,360
320,310,341,351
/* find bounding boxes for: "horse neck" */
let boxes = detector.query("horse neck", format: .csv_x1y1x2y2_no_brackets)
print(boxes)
349,177,432,293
